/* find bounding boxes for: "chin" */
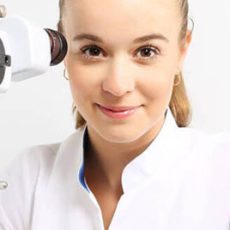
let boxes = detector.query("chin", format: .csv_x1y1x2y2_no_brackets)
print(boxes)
96,124,148,144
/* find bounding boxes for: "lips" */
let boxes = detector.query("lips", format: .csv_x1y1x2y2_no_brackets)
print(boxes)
97,104,140,112
96,104,141,119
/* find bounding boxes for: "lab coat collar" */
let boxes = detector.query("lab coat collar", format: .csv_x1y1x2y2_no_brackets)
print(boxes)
120,107,179,193
44,107,182,196
77,107,180,194
37,107,190,227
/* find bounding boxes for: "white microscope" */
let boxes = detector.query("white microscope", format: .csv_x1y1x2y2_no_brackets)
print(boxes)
0,5,68,189
0,5,68,93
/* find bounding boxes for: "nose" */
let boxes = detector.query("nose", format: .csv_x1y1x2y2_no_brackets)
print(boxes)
102,57,135,97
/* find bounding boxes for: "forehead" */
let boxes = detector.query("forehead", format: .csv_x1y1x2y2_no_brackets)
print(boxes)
63,0,181,44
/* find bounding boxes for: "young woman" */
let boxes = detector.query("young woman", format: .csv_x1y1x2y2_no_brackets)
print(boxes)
0,0,230,229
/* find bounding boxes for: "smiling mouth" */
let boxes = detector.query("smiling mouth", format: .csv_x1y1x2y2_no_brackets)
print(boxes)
96,104,141,119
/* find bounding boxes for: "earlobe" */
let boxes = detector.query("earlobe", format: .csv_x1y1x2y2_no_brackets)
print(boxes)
63,59,70,80
185,30,193,48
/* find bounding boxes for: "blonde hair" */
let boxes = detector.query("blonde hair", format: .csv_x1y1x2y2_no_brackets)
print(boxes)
57,0,192,129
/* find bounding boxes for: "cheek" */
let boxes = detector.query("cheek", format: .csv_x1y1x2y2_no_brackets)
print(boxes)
67,59,103,103
68,68,96,120
137,67,175,103
69,74,93,107
136,45,179,101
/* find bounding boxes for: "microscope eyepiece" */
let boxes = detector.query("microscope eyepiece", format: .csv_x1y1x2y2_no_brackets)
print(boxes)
44,28,68,66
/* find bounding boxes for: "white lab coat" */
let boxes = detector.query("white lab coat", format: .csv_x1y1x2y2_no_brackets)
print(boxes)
0,108,230,230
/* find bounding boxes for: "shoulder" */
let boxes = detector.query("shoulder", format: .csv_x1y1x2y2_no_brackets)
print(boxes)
177,127,230,187
1,143,60,183
0,143,61,229
0,129,84,229
175,127,230,180
176,126,230,152
0,128,84,179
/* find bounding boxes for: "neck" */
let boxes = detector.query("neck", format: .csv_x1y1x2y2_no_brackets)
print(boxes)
84,116,165,191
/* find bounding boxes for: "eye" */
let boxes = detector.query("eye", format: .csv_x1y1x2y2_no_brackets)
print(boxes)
80,43,160,61
80,45,104,61
135,44,160,61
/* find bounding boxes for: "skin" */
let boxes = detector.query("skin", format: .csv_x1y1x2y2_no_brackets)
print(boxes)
62,0,192,228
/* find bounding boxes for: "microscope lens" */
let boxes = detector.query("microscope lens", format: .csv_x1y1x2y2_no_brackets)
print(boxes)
44,28,68,66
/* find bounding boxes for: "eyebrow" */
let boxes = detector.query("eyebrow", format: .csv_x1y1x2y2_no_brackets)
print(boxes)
73,33,169,43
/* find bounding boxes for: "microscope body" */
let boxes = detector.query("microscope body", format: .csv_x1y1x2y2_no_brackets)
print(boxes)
0,6,68,191
0,6,67,93
0,29,11,92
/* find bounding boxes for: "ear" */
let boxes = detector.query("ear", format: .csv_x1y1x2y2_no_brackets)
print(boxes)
64,58,67,68
177,30,193,71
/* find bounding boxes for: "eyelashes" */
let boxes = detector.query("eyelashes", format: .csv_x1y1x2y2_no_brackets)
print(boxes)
135,44,161,60
79,43,161,62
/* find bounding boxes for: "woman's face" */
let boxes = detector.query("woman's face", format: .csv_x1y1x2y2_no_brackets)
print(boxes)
63,0,191,143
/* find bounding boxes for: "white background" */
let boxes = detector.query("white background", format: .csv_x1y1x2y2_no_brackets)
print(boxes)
0,0,230,170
